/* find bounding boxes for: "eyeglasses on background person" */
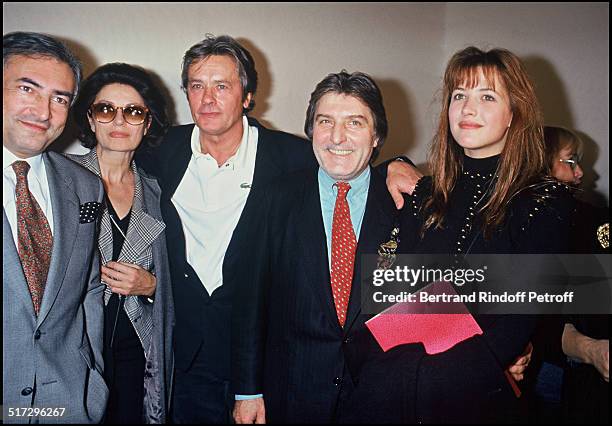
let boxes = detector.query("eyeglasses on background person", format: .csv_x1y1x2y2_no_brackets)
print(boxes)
559,153,581,170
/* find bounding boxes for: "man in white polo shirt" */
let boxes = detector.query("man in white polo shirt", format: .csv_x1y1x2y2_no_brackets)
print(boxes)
138,34,320,423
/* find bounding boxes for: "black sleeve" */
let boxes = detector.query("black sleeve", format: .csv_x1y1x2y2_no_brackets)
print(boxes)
230,186,272,395
506,183,576,365
508,182,576,253
398,176,430,253
373,155,418,179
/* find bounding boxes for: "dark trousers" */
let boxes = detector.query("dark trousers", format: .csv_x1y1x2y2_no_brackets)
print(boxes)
103,295,145,424
563,364,609,424
171,349,233,424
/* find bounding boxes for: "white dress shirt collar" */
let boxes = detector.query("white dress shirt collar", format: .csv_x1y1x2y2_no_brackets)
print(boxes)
3,145,54,241
3,145,46,186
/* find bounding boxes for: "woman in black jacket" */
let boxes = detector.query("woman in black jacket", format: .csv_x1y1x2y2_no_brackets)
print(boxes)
344,46,574,424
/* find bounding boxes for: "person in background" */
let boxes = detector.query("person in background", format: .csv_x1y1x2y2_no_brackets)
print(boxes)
544,125,609,252
528,126,585,423
543,125,609,424
3,31,107,423
561,315,609,424
545,126,584,186
70,63,174,423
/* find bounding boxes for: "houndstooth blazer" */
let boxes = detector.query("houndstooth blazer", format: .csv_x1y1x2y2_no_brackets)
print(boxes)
66,149,174,423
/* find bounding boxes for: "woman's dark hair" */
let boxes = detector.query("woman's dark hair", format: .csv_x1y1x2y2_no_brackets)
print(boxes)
181,34,257,113
304,70,388,157
72,62,170,149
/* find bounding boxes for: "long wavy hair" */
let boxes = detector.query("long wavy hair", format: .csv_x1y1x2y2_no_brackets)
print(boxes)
423,46,546,238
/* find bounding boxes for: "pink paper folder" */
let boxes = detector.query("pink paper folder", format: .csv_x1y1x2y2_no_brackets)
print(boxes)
365,280,483,355
365,280,522,397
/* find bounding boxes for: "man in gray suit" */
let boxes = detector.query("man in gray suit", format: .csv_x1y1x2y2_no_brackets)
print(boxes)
3,32,107,423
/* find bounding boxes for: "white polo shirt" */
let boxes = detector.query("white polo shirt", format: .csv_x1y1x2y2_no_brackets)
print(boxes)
171,116,258,296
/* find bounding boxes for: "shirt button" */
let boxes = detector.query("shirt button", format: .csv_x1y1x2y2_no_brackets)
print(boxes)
21,387,33,396
333,377,343,386
34,330,41,340
184,273,189,278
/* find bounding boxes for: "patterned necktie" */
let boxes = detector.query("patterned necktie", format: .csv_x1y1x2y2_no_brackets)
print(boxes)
12,161,53,315
330,182,357,327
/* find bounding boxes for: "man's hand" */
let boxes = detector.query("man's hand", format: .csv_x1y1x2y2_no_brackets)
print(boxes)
586,339,609,382
101,261,156,297
386,160,424,209
506,342,533,381
233,397,266,424
563,323,609,382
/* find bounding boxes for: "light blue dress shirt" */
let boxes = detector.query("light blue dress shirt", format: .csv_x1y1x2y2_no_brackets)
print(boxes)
318,166,371,270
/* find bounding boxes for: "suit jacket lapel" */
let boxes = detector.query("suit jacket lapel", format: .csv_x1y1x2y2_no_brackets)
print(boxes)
297,171,342,333
118,165,165,264
162,125,194,200
68,150,112,265
225,122,282,271
98,212,113,265
38,152,80,325
344,168,398,334
74,150,166,265
76,151,166,306
3,208,36,316
249,121,283,189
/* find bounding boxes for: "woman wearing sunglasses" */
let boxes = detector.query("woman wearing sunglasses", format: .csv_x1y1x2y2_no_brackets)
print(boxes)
69,63,173,424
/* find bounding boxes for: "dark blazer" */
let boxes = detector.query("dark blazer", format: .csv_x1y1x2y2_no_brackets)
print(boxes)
137,117,317,379
230,166,400,423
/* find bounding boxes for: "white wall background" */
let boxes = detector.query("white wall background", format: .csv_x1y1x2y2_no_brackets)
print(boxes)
3,2,608,205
